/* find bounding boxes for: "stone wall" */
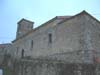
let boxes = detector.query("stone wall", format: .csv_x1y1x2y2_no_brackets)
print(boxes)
1,11,100,75
12,13,84,59
14,58,96,75
13,12,100,64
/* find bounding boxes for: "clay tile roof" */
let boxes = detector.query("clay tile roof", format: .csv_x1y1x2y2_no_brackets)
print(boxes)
0,43,11,48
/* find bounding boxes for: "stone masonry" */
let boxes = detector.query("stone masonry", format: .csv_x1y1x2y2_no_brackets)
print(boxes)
0,10,100,75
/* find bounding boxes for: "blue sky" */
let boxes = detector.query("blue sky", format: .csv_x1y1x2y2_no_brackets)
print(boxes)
0,0,100,43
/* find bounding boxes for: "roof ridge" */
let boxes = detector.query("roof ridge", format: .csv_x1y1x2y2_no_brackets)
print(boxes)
17,18,34,24
12,10,99,43
58,10,85,24
58,10,100,25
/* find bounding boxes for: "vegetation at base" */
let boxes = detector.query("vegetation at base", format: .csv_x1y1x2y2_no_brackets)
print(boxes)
3,67,12,75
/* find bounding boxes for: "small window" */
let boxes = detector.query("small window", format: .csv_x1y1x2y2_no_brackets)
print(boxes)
48,33,52,43
16,47,19,54
21,49,24,58
31,40,33,49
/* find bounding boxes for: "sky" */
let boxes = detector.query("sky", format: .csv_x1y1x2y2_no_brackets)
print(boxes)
0,0,100,44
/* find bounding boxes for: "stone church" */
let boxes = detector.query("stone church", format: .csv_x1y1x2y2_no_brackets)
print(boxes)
0,10,100,75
